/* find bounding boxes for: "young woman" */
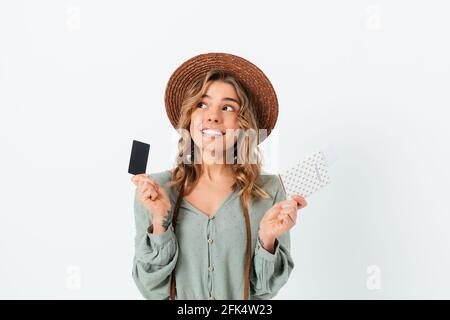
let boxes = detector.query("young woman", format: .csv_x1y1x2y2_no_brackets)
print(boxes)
130,53,307,300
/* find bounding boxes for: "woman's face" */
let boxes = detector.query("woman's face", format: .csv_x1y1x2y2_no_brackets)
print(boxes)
190,81,241,161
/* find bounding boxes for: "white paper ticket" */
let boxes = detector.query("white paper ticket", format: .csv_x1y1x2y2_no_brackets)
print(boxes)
278,149,333,199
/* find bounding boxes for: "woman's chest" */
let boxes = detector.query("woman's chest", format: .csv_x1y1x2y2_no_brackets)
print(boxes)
175,204,249,254
183,183,235,218
174,195,273,255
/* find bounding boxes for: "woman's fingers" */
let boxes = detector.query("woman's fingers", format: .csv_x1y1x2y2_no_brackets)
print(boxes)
142,189,158,201
144,189,158,201
264,203,283,220
278,201,299,226
131,174,157,188
136,176,157,190
271,199,298,221
292,195,307,208
280,203,293,211
131,174,147,186
280,207,293,215
278,207,294,219
286,210,297,226
131,175,139,185
279,208,297,225
280,199,297,208
138,180,159,200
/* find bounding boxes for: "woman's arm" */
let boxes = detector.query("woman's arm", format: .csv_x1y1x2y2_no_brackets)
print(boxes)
132,187,178,299
250,176,295,299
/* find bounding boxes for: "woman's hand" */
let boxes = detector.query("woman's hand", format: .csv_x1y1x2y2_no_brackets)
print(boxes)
131,174,172,228
258,195,307,252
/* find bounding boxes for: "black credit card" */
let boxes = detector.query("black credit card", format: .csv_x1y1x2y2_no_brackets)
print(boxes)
128,140,150,175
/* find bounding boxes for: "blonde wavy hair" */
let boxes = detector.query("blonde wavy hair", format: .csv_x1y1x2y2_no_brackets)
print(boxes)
167,69,271,209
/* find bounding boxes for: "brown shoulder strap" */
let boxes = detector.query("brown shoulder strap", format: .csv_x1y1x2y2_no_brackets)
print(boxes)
241,197,251,300
169,184,184,300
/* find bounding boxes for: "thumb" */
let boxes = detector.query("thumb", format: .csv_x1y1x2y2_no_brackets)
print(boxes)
291,194,307,209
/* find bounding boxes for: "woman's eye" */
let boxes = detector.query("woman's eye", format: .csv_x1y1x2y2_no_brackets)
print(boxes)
198,102,207,109
223,105,235,112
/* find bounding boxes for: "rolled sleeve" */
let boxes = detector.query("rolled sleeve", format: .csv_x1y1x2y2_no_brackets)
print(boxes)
147,223,176,247
254,237,279,262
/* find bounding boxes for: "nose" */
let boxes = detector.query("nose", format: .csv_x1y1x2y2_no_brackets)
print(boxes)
206,108,220,124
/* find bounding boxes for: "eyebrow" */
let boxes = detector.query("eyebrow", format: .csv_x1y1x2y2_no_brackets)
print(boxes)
201,94,240,105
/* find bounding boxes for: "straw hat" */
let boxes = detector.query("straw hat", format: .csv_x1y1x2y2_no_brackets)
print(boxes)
164,52,279,142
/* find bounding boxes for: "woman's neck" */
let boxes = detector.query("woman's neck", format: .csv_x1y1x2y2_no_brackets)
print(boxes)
201,163,233,182
198,148,235,182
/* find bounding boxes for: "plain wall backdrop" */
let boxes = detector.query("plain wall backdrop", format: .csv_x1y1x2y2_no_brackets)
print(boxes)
1,0,449,299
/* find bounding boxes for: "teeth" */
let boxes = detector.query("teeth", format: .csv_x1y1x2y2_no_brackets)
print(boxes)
202,129,223,136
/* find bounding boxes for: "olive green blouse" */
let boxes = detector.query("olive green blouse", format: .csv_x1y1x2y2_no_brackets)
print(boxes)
132,170,294,300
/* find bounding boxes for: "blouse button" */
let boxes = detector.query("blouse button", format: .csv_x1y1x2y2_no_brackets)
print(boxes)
208,266,214,272
208,238,213,244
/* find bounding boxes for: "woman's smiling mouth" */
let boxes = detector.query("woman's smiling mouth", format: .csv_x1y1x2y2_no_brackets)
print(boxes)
201,128,225,139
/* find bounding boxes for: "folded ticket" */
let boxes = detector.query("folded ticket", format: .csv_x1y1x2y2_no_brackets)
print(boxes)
278,145,336,199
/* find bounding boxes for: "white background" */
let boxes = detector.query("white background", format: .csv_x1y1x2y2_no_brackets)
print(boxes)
1,0,449,299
